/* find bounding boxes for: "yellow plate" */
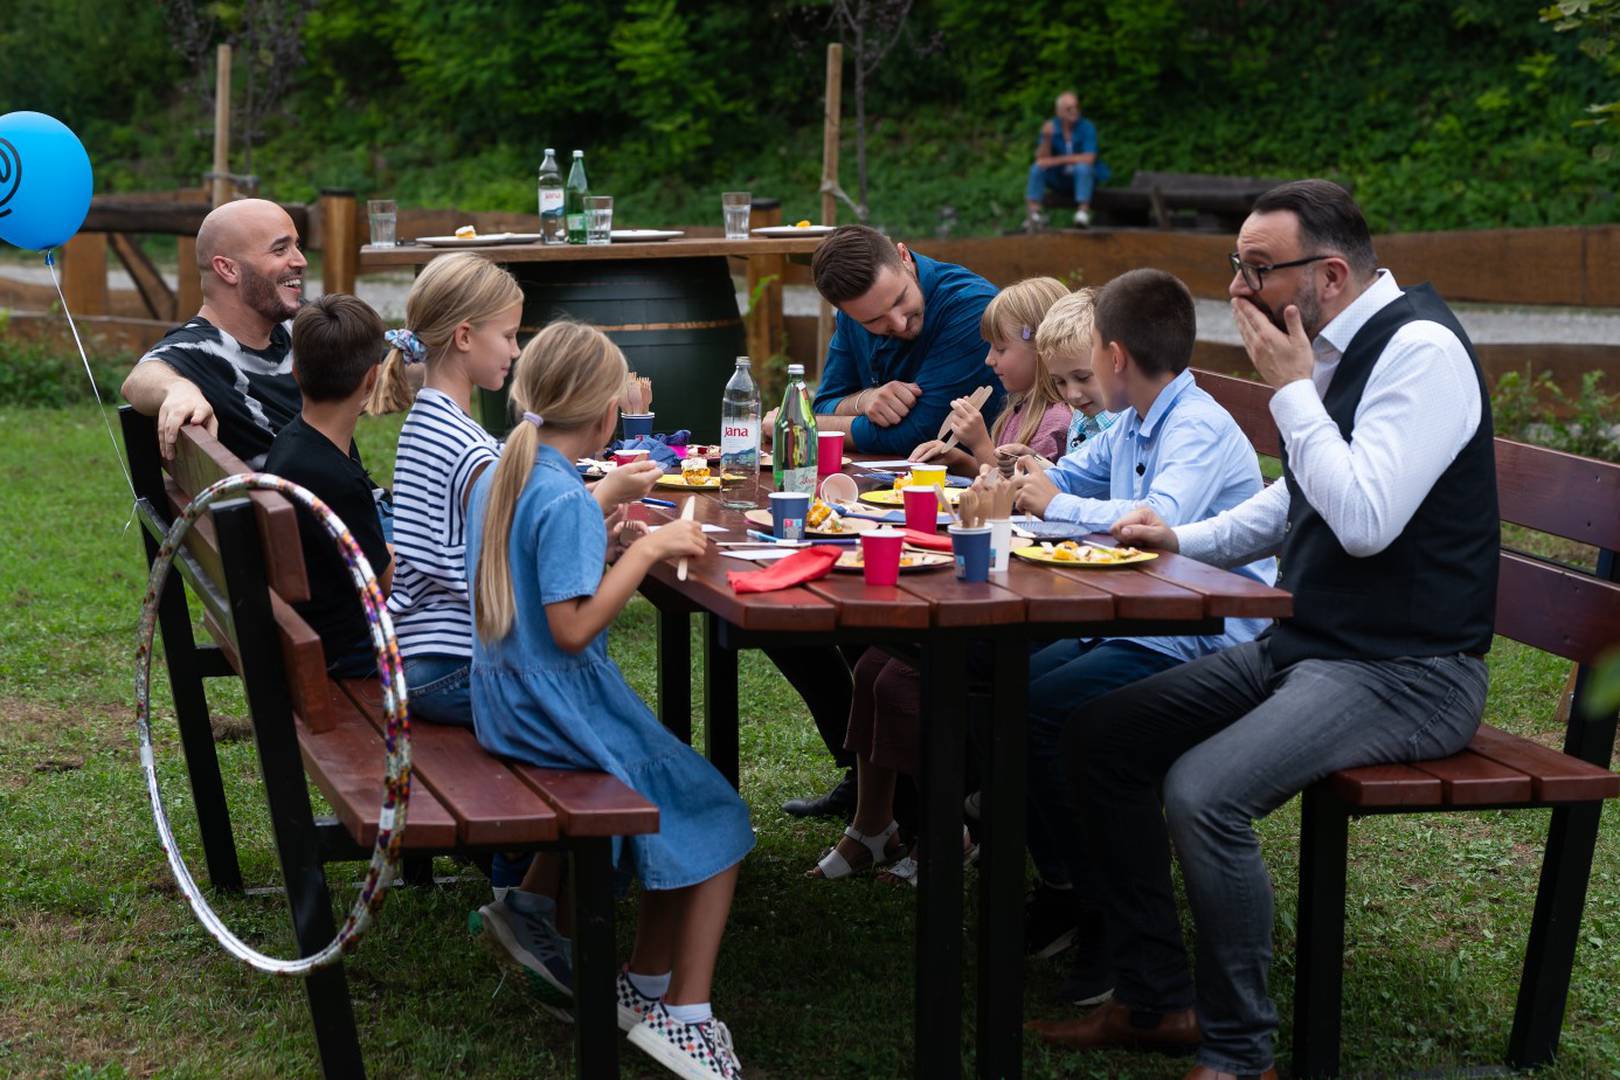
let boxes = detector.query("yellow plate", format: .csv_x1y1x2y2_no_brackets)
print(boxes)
656,473,747,490
1012,543,1159,568
833,550,954,573
858,486,964,507
742,508,876,537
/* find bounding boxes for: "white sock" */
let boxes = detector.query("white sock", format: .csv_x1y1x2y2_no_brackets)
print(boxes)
665,1001,713,1025
628,969,671,1000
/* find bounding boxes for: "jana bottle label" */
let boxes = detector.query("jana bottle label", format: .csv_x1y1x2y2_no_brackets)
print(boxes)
721,422,758,455
540,189,564,213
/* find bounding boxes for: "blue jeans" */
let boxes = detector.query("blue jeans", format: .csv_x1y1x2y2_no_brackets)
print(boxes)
1026,638,1180,891
403,653,473,728
1027,162,1100,205
1067,639,1488,1074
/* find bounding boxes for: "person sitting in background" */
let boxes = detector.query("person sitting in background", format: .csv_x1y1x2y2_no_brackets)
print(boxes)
907,276,1073,476
262,294,393,677
1025,92,1111,231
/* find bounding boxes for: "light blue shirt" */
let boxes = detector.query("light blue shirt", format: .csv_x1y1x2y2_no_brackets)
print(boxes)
1042,368,1277,661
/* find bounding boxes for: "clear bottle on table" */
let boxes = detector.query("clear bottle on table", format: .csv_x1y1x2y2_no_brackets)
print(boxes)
565,150,589,245
772,363,818,494
538,148,565,245
720,356,760,509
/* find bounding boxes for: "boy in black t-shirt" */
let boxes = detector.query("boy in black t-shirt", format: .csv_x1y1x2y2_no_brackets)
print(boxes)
265,295,394,677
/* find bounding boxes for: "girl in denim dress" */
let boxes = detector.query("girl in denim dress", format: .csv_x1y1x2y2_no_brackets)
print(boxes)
466,320,752,1080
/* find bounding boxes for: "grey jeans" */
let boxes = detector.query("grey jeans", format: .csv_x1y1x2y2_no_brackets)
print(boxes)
1066,638,1489,1074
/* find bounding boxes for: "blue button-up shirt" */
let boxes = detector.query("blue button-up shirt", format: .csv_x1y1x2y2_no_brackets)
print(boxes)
812,252,1001,455
1043,368,1277,661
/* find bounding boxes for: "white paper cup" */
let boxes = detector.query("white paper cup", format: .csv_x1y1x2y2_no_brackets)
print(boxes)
989,518,1013,572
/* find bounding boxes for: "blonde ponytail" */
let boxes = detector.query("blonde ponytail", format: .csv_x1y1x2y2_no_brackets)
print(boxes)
475,321,629,643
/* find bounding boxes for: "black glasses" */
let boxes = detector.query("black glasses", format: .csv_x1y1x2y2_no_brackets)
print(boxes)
1228,252,1330,292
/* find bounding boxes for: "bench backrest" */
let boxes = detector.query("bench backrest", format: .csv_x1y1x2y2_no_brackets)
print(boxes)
120,409,340,733
1191,369,1620,766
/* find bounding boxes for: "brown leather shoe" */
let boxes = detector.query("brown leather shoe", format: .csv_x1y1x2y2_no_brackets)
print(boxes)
1182,1067,1278,1080
1026,1000,1201,1053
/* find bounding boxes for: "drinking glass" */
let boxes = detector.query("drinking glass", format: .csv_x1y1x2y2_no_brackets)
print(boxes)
723,191,751,240
367,199,397,248
584,196,613,245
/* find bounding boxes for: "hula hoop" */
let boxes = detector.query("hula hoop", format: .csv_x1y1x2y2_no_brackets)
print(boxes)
135,472,412,976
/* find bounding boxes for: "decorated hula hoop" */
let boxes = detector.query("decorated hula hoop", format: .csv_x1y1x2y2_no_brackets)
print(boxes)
135,472,412,976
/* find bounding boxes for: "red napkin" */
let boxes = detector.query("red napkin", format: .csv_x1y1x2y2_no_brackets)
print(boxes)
903,528,952,552
727,546,843,593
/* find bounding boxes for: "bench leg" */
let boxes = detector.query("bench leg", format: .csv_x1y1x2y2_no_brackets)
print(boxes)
977,636,1028,1080
1293,785,1349,1079
657,606,692,744
570,837,619,1079
402,855,434,888
917,637,968,1079
1507,801,1604,1068
703,614,740,790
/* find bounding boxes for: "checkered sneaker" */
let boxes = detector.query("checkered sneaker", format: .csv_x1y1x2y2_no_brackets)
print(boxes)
628,1002,744,1080
616,966,662,1032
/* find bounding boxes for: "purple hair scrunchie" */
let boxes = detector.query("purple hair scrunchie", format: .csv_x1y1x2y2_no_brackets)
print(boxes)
385,328,428,365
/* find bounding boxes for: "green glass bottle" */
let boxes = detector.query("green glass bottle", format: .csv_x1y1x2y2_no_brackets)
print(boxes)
565,150,589,245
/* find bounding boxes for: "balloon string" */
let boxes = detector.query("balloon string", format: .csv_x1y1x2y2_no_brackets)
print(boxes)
46,248,138,511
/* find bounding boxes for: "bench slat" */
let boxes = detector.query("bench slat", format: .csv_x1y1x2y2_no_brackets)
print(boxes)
201,602,338,735
1496,437,1620,551
512,765,660,838
293,707,459,850
1408,750,1534,805
338,679,560,846
1467,724,1620,803
1495,552,1620,666
1329,763,1443,807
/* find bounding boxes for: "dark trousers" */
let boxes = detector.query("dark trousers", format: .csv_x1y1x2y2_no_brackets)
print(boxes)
766,646,858,770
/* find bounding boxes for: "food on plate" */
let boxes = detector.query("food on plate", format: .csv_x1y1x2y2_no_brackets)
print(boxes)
680,455,712,484
685,443,722,458
806,499,851,533
840,550,926,569
454,225,477,239
1042,541,1145,564
794,219,813,228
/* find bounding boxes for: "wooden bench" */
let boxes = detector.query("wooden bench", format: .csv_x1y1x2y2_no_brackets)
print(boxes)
1044,170,1290,231
1190,368,1620,1076
118,407,660,1079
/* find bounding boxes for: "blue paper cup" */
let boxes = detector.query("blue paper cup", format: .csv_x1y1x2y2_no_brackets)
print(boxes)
948,524,993,582
768,491,811,541
622,412,655,439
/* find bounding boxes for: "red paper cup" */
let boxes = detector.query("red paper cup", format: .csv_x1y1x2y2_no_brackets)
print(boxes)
611,448,650,467
902,485,939,533
860,528,904,587
817,430,846,479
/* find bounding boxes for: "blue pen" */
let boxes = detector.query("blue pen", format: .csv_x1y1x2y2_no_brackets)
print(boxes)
640,496,677,509
746,528,798,544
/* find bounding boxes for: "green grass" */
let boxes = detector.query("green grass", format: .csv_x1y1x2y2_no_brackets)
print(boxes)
3,404,1618,1077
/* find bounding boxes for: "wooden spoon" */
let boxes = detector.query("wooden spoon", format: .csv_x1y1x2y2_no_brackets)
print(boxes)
676,496,697,581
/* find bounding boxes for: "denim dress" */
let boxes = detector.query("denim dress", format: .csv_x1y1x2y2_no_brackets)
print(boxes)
465,444,754,890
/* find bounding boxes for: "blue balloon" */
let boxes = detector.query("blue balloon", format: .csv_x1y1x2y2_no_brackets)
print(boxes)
0,111,94,252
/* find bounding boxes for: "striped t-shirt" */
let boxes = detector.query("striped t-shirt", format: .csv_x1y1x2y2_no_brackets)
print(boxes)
387,388,499,659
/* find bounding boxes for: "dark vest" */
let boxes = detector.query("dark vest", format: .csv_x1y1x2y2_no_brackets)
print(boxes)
1269,283,1498,668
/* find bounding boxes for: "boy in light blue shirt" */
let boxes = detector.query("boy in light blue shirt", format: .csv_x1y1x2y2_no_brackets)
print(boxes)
1006,270,1276,1004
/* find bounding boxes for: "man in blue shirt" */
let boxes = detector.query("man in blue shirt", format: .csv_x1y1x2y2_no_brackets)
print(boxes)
1007,269,1275,1006
769,225,1001,457
1025,91,1110,230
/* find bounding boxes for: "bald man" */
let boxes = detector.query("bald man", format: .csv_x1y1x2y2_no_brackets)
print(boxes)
1025,92,1109,230
122,198,308,463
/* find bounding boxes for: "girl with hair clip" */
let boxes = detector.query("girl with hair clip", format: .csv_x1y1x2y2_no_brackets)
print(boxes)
908,275,1073,476
466,321,753,1080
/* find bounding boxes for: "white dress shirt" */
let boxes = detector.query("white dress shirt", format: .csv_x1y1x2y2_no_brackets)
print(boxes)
1175,271,1482,568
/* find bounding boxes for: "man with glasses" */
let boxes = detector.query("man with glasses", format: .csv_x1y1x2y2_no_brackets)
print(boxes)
1028,179,1497,1080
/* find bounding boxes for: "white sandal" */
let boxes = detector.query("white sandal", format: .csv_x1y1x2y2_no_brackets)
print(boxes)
807,820,903,879
878,826,976,889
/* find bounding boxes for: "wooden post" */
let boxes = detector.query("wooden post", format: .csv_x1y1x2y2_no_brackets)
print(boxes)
746,198,785,366
211,45,233,207
815,42,843,376
319,189,359,297
176,236,203,318
61,232,110,316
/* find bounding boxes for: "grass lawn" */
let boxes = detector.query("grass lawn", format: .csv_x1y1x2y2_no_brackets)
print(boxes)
2,404,1618,1078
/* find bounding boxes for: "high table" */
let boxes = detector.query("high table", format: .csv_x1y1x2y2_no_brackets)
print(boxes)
630,465,1293,1077
359,236,826,437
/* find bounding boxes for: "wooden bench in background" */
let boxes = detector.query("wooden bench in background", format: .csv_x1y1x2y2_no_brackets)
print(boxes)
119,408,659,1079
1043,170,1290,231
1191,368,1620,1077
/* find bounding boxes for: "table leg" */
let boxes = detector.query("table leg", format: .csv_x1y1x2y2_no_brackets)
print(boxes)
657,605,692,744
917,637,969,1077
703,613,740,790
978,636,1029,1079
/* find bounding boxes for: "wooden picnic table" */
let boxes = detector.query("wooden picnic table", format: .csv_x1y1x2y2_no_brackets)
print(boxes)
630,460,1293,1078
359,236,827,437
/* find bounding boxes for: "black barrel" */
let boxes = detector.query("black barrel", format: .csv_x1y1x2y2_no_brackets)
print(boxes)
478,255,745,439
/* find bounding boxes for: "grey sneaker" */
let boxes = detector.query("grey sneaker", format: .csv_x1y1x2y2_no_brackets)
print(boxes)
628,1002,744,1079
473,896,573,1020
617,965,662,1032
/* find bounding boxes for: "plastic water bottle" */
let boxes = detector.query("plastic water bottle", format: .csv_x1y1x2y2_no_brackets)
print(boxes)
538,148,565,245
721,356,761,509
565,151,589,244
773,363,818,494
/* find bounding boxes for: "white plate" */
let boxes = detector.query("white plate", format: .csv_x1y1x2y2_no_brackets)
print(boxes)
416,232,541,247
611,229,685,242
751,225,836,237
